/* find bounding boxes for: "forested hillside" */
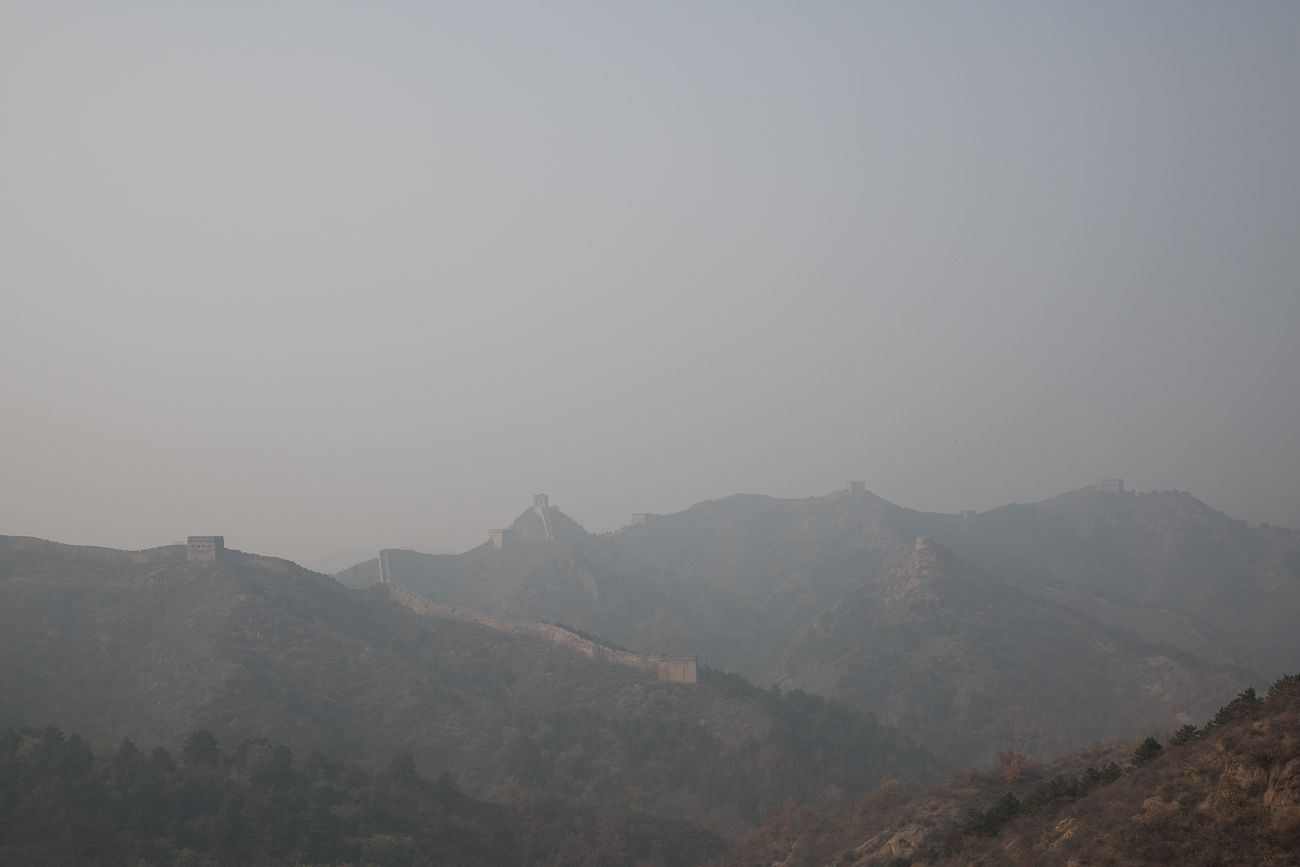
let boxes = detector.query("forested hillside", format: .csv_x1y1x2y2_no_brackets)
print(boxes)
0,726,724,866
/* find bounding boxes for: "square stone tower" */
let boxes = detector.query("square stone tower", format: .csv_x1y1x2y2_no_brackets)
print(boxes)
657,653,698,683
534,494,549,509
187,536,224,561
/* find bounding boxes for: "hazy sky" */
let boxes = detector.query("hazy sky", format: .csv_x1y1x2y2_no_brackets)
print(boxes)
3,3,1298,565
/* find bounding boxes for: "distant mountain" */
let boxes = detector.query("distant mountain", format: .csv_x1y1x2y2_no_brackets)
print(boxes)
773,538,1240,762
362,483,1294,762
344,491,920,676
925,484,1300,678
0,535,936,837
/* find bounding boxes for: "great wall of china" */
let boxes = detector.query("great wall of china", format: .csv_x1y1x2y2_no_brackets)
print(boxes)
380,583,698,683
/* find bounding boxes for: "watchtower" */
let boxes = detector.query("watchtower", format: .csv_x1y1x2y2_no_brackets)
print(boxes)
1099,479,1124,493
847,481,866,495
915,536,933,551
488,529,507,550
534,494,549,509
657,653,698,684
631,513,649,525
187,536,224,562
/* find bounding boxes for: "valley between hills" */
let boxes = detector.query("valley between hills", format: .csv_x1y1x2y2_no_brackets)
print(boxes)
1,481,1297,866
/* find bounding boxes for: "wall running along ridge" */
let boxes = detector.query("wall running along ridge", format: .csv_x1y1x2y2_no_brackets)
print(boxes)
381,584,696,681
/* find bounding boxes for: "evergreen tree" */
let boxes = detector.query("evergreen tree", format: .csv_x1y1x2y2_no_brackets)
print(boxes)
182,729,220,767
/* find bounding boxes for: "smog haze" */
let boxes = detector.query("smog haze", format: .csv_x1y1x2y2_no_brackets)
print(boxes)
2,3,1298,565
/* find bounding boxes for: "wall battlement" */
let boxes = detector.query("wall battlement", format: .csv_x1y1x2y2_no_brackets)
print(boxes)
187,536,224,562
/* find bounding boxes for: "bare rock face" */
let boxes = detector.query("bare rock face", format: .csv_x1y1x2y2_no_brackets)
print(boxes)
1265,757,1300,819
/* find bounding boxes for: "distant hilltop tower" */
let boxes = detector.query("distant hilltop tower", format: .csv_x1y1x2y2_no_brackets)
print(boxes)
1099,479,1124,493
847,480,866,495
187,536,224,562
631,513,650,525
488,529,507,550
915,536,933,551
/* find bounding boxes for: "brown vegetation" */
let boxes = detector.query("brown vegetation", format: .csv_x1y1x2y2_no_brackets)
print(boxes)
709,674,1300,866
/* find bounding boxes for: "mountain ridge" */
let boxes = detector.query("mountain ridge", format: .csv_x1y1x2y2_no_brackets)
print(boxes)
354,483,1291,762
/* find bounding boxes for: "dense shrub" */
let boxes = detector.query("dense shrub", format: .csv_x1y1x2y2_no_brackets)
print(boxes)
1132,736,1163,765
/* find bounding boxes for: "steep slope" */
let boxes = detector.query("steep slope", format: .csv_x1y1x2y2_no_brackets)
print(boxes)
0,535,936,836
720,673,1300,867
773,539,1243,764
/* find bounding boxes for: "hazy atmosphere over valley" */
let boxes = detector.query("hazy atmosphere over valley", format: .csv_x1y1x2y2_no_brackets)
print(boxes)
3,6,1300,866
2,3,1298,566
